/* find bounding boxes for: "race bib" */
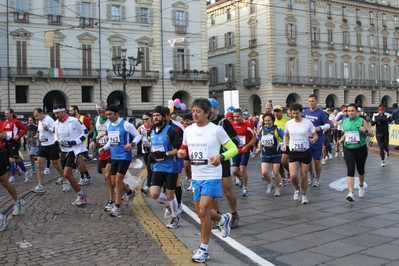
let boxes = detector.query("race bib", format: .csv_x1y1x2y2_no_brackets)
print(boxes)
238,135,246,147
39,134,48,142
108,131,120,146
345,131,360,145
291,138,307,152
152,145,165,152
99,135,109,145
189,143,208,165
261,134,274,147
60,138,70,147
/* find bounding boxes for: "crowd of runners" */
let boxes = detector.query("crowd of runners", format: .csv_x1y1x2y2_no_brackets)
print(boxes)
1,95,397,262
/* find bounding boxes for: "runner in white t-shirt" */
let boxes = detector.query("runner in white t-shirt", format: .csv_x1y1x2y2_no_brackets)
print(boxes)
282,103,317,204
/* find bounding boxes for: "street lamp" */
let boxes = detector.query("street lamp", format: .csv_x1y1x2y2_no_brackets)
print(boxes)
112,48,137,119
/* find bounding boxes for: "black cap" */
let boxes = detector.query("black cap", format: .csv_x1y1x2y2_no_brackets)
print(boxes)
153,106,166,118
106,104,119,113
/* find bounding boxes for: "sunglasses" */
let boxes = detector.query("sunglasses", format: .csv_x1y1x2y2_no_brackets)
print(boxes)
142,118,150,121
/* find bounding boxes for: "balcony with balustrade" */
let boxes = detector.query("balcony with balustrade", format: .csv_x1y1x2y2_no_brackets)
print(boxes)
243,77,261,88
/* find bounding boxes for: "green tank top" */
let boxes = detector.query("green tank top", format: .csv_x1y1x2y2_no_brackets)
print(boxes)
342,116,366,149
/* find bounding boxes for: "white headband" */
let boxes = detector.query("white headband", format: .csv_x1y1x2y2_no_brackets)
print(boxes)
53,108,65,113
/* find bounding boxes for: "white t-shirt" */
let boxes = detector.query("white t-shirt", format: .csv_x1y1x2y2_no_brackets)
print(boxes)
38,115,56,146
183,122,230,181
285,119,315,152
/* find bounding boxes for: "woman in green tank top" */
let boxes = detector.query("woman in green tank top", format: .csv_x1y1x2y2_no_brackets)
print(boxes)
340,103,374,202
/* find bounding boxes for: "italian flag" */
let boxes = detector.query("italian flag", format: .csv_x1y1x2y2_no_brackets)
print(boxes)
49,68,63,77
374,79,380,85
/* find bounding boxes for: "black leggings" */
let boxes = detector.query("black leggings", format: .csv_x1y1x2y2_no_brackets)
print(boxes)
376,133,389,160
143,152,153,187
343,145,368,177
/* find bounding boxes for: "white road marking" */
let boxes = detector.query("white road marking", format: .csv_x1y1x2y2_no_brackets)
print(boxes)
182,204,275,266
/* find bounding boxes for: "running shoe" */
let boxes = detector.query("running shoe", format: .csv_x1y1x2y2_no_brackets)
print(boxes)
279,178,287,187
24,171,32,183
335,153,338,158
308,173,315,186
44,168,50,175
218,213,232,238
346,192,355,202
358,186,365,198
313,179,320,187
266,184,273,195
109,206,122,217
16,167,21,176
235,177,240,186
104,201,115,212
12,199,25,216
274,187,281,197
186,181,192,191
328,153,333,159
293,187,300,201
125,189,138,206
230,213,239,229
322,159,326,165
166,216,179,229
238,179,243,188
30,168,36,174
62,181,70,192
164,205,172,219
381,160,386,167
386,152,390,159
55,177,63,185
191,247,210,263
33,185,45,194
9,176,15,184
72,193,87,206
242,188,249,197
78,178,89,186
141,186,149,195
0,214,6,231
301,194,309,204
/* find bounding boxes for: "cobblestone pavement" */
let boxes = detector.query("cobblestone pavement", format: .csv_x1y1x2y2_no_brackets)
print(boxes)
1,146,399,266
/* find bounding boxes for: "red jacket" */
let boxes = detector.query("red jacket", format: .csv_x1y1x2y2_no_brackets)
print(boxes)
3,118,28,144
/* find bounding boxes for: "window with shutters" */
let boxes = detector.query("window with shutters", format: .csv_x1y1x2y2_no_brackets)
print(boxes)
343,31,350,48
343,62,349,79
211,14,215,25
112,46,121,58
310,2,315,15
382,13,386,26
393,38,399,50
227,9,231,20
287,23,296,45
225,32,234,46
326,4,331,19
226,64,235,88
369,12,374,25
176,49,186,70
342,7,346,21
287,0,292,11
176,10,184,25
356,9,360,22
383,36,388,50
383,64,389,80
137,47,150,73
16,40,27,75
250,60,257,78
311,27,319,47
49,0,59,15
50,43,61,68
173,9,188,33
210,67,218,85
82,44,92,76
81,2,90,18
327,29,333,43
111,5,120,21
288,57,296,77
250,0,256,14
356,62,364,79
313,59,319,77
209,36,217,51
140,7,149,23
328,60,335,78
16,0,26,12
356,33,362,45
370,63,376,79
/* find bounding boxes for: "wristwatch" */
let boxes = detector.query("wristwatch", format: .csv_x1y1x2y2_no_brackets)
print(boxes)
220,154,225,161
166,151,170,157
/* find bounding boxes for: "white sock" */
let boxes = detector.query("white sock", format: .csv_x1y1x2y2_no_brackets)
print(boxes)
157,192,168,204
169,197,178,217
